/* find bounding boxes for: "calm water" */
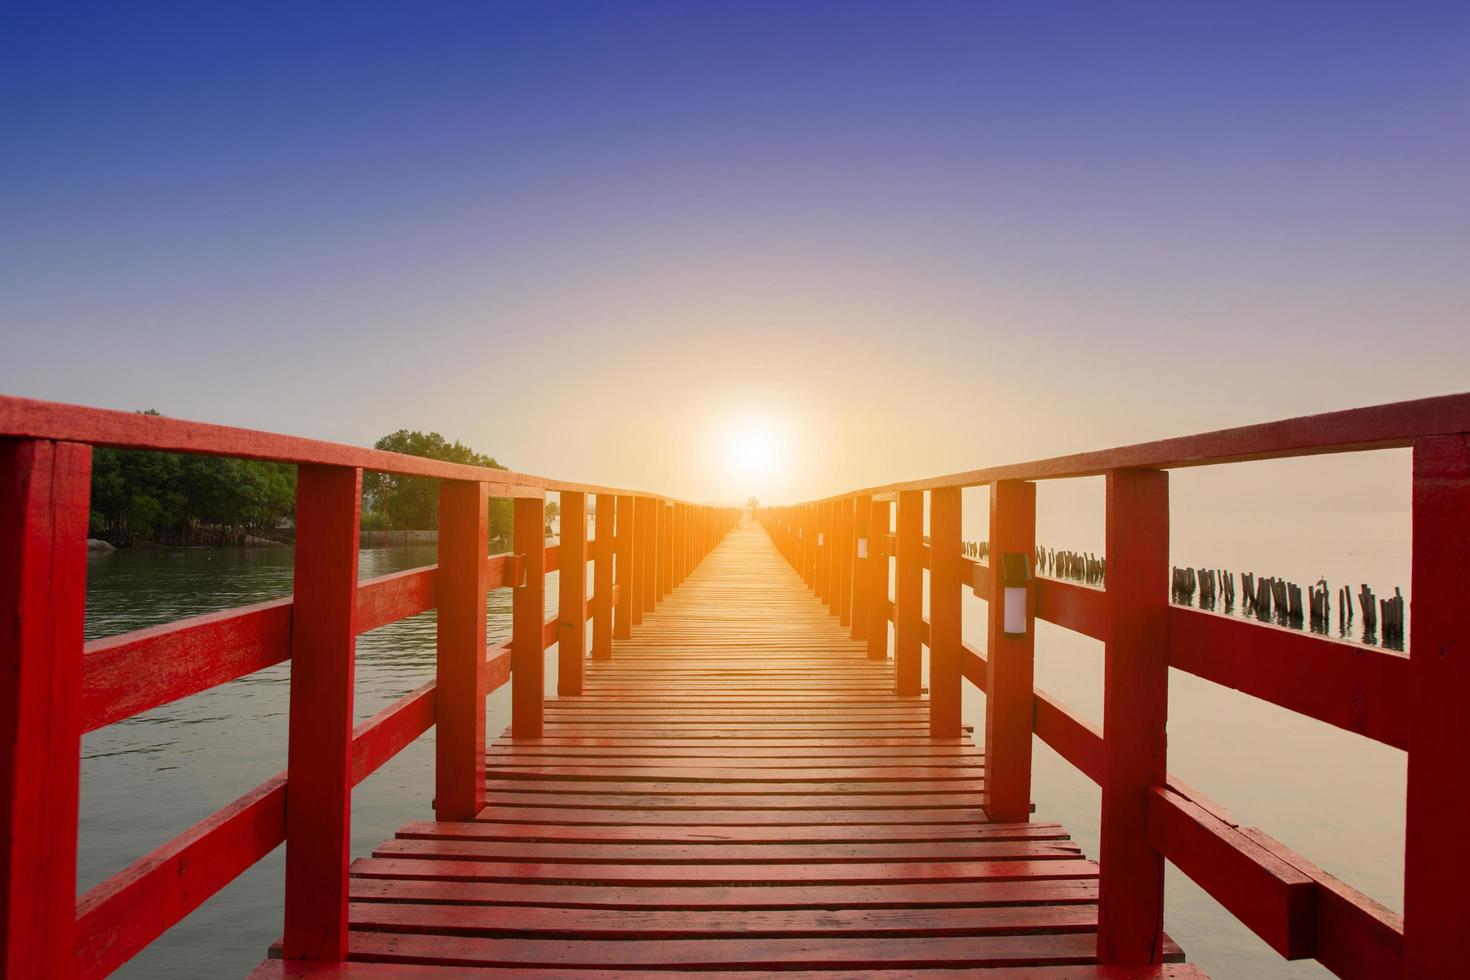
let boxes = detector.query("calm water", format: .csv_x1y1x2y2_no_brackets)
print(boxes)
83,459,1412,978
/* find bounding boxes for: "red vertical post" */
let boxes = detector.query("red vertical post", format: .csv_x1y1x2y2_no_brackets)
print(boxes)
802,505,816,587
283,464,361,960
658,503,672,598
815,501,830,605
894,490,924,696
671,503,684,587
836,496,854,627
850,494,872,641
1097,468,1168,963
591,493,615,659
629,496,646,626
512,494,546,738
1404,434,1470,975
0,439,90,980
866,498,891,660
640,497,657,613
435,479,489,821
614,494,635,639
929,487,963,738
557,491,587,696
984,479,1037,825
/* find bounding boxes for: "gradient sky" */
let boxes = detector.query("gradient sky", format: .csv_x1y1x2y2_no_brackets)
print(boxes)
3,2,1467,506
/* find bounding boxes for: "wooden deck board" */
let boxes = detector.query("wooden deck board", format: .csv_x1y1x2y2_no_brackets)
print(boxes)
263,521,1199,975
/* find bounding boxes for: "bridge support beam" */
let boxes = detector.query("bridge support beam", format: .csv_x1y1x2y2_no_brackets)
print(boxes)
0,439,90,979
592,493,615,659
984,478,1036,824
284,464,362,960
512,494,546,738
865,498,891,660
557,492,587,695
435,479,489,821
1404,433,1470,975
929,487,963,738
894,490,924,696
1098,468,1168,963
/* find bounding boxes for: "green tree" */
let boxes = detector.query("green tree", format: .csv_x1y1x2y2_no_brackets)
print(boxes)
362,430,513,543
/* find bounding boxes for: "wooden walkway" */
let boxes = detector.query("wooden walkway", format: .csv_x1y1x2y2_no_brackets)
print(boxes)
256,522,1201,978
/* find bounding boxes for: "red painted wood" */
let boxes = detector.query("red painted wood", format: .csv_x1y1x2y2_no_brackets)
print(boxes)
353,683,436,786
347,900,1096,938
1097,468,1168,964
435,480,489,821
640,497,657,614
339,930,1125,970
512,496,546,738
557,492,587,695
1147,788,1315,958
0,394,681,498
591,494,614,659
849,494,871,641
866,500,891,660
0,439,89,979
984,479,1036,825
351,856,1098,887
283,464,361,960
613,494,634,640
894,491,923,695
1404,432,1470,976
347,875,1097,909
814,390,1470,495
1235,825,1402,980
354,567,438,633
1033,691,1104,785
1169,606,1408,749
929,487,962,738
77,774,286,978
399,821,1062,844
371,837,1078,864
1035,578,1107,640
658,502,672,599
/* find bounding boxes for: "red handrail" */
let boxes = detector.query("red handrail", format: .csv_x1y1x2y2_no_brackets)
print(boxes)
761,389,1470,979
0,397,738,978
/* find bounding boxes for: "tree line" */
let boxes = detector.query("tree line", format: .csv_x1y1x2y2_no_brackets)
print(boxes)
89,411,515,546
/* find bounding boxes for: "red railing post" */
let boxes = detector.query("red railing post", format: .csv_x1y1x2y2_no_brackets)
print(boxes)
591,493,615,660
640,497,657,614
929,486,963,737
866,498,891,660
1404,433,1470,975
658,502,672,599
816,501,831,606
0,439,90,979
836,496,854,627
283,464,361,960
894,490,924,696
511,494,546,738
984,478,1036,824
850,494,872,641
614,494,635,639
1097,468,1168,963
671,503,684,588
557,491,587,695
435,479,489,821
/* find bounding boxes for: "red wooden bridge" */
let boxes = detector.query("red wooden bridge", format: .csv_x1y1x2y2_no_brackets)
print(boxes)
1,392,1467,978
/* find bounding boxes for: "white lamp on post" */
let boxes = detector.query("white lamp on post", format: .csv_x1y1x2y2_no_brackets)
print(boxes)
1000,552,1032,639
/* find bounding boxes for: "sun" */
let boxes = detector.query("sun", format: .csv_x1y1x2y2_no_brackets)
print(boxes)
721,416,788,484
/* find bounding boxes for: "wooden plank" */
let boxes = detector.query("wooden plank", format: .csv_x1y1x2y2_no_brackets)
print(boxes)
1404,432,1470,976
1098,468,1168,964
1169,606,1408,749
283,464,361,961
985,479,1035,824
0,439,90,979
893,490,923,695
434,480,488,821
556,491,587,694
929,486,963,737
511,495,545,737
1147,787,1314,959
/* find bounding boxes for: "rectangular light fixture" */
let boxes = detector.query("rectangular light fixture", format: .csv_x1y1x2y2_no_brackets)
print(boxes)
856,537,869,559
1000,552,1032,639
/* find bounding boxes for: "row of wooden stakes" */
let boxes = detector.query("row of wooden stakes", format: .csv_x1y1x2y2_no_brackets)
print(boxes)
1172,565,1405,647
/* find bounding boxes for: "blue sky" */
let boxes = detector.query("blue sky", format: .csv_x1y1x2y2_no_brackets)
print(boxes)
2,2,1467,501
